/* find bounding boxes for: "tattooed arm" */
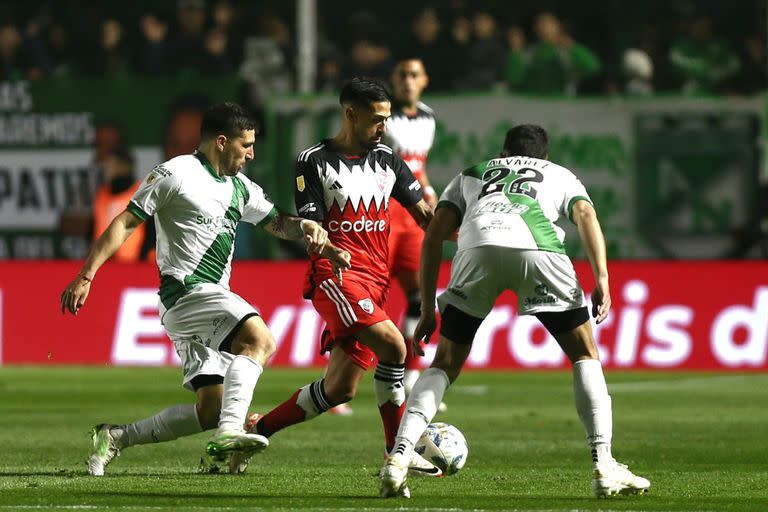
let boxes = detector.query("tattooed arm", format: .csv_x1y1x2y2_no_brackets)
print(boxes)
262,211,350,282
262,212,328,253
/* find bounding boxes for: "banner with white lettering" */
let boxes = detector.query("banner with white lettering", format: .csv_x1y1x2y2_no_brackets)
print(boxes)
1,261,766,369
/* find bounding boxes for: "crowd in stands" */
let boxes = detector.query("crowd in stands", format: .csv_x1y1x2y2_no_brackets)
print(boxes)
0,0,765,96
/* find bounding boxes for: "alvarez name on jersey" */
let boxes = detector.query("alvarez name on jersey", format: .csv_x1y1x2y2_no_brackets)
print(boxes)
294,139,423,292
127,152,276,309
438,156,591,253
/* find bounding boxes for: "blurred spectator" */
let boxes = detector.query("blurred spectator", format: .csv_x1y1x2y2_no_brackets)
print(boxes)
0,22,36,80
316,29,342,92
402,7,451,91
732,33,766,95
163,96,209,161
211,0,243,63
460,10,505,90
92,120,126,167
622,48,654,96
505,12,601,95
171,0,209,73
92,145,154,262
343,39,391,82
668,14,740,95
201,27,234,73
448,16,472,90
82,18,132,76
138,12,171,75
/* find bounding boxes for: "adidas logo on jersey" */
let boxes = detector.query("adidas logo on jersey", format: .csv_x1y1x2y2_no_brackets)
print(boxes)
329,181,342,190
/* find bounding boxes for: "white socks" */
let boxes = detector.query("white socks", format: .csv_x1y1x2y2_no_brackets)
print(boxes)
572,359,613,464
296,379,332,419
119,404,202,447
403,369,420,396
218,355,264,432
373,362,406,407
391,367,450,459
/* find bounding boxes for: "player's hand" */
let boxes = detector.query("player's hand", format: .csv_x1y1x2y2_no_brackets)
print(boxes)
60,275,92,315
591,278,611,324
413,311,437,355
301,220,328,255
326,247,351,284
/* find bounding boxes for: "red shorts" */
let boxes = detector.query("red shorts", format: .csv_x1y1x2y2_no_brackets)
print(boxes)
312,274,390,370
388,201,424,276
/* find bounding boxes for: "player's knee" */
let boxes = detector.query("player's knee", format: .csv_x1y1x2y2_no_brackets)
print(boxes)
378,329,408,362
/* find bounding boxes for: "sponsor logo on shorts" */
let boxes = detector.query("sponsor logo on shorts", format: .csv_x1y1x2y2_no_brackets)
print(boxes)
212,315,227,336
358,298,374,314
523,283,557,306
447,287,467,300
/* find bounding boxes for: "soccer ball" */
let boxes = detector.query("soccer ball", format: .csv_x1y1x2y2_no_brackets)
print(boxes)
414,422,468,476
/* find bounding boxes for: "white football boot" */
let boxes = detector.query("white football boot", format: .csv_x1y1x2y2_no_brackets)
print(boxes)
592,459,650,497
379,456,410,498
227,412,264,474
87,424,122,476
408,451,443,477
205,429,269,461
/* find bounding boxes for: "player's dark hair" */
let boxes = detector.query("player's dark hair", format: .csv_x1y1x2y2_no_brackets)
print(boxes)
339,77,392,108
501,124,549,159
200,102,257,139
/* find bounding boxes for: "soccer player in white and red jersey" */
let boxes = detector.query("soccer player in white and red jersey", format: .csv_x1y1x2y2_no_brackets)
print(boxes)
239,78,437,483
384,56,440,401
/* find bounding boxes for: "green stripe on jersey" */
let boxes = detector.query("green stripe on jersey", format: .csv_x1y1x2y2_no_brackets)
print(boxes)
258,206,278,227
567,195,591,222
511,194,566,254
127,201,149,221
159,275,188,309
183,180,246,288
461,161,490,179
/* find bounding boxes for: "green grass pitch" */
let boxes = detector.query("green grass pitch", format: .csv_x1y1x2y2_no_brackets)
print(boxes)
1,367,766,511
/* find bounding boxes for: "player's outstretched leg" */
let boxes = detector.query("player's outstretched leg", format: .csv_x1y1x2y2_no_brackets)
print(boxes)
87,403,205,476
87,424,122,476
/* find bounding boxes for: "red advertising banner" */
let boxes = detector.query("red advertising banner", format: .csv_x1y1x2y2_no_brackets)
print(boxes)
2,261,766,369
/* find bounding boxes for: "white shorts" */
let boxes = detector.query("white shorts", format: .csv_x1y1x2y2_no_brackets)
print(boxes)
437,246,586,319
160,283,259,391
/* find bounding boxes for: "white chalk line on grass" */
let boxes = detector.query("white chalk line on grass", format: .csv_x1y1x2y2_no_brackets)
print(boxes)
609,374,768,393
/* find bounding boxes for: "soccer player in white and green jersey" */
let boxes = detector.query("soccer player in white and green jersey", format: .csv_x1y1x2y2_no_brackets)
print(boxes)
380,125,650,498
60,102,350,476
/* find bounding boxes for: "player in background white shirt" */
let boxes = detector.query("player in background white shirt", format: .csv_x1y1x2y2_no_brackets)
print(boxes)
60,102,350,476
380,125,650,498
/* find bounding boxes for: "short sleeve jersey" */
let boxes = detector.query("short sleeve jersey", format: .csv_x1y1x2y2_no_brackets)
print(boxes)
437,156,591,253
294,139,423,291
128,152,276,308
383,101,435,181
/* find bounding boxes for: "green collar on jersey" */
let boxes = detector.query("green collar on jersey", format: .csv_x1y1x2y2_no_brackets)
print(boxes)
194,151,226,183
